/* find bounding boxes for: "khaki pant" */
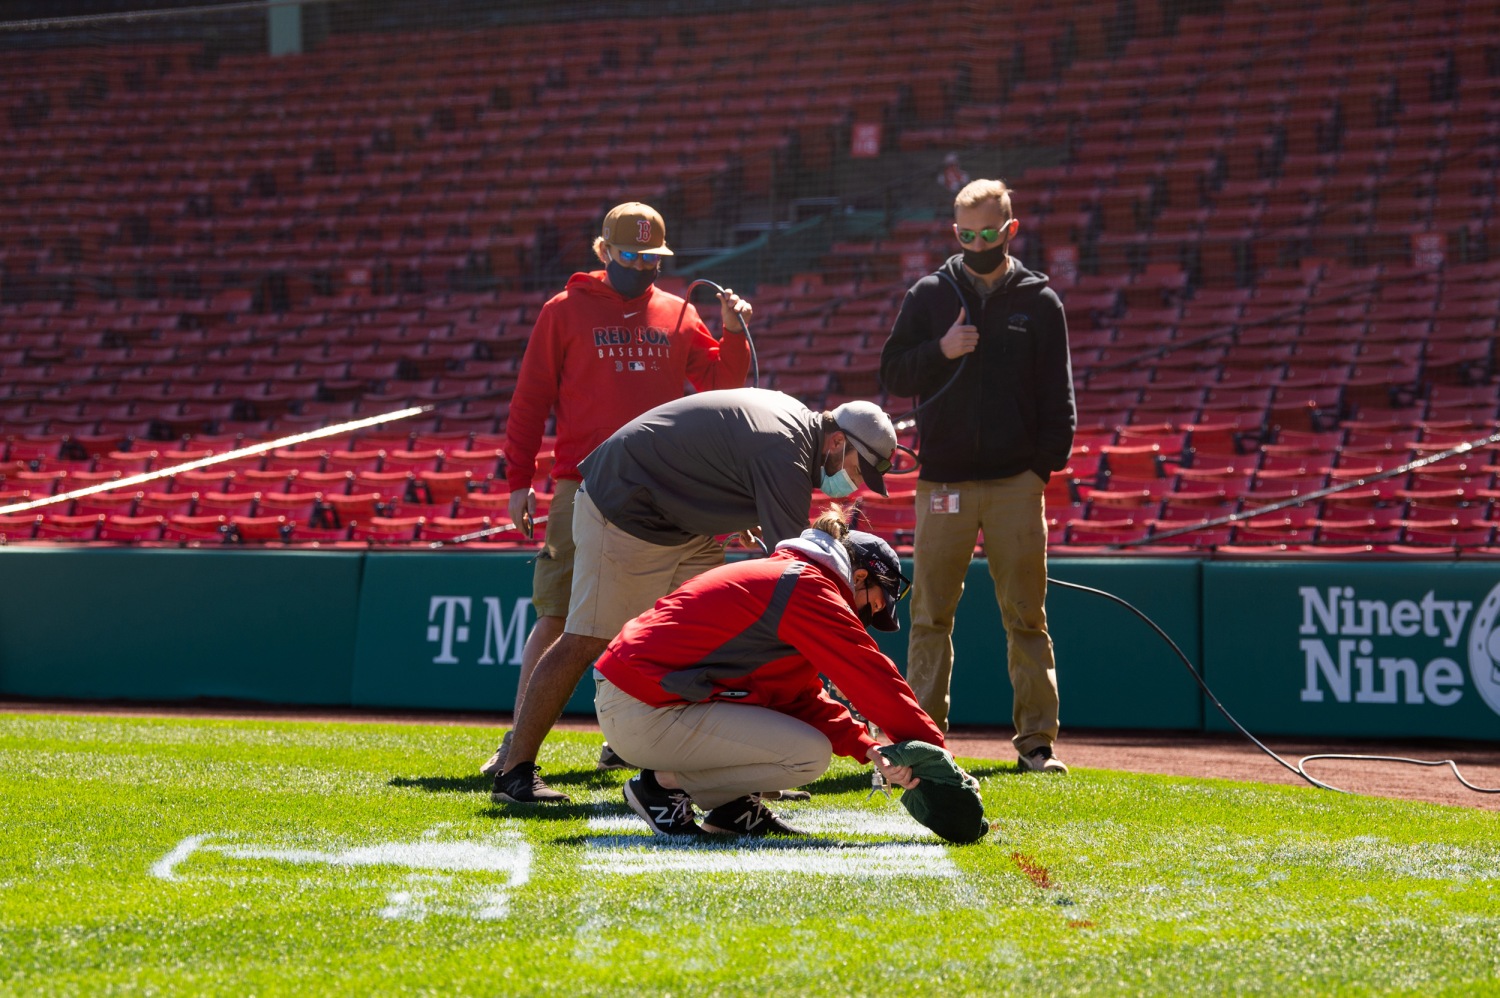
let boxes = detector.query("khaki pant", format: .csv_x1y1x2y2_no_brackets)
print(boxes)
906,473,1059,754
595,675,831,809
566,489,725,640
530,478,578,619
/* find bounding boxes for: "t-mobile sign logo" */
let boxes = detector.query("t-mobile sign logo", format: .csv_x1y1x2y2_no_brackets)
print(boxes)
426,596,533,666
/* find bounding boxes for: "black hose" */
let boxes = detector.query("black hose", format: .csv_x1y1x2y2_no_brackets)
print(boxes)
674,278,760,389
1049,577,1500,796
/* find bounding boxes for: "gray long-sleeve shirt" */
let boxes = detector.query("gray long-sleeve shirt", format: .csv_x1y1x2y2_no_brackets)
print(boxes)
577,387,824,547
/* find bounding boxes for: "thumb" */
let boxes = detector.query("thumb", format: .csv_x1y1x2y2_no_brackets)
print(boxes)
959,306,969,327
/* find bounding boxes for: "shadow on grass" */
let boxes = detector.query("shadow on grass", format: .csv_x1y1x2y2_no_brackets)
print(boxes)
389,766,627,795
390,775,491,793
477,803,604,821
969,764,1024,779
544,768,627,788
547,830,851,849
805,772,882,794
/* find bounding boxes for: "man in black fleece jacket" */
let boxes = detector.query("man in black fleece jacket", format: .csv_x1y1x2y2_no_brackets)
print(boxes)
879,178,1076,774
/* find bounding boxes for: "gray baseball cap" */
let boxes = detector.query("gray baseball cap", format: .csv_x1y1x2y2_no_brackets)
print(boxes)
831,401,898,497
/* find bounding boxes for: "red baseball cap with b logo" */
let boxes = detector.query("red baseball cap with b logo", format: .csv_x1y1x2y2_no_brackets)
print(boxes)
600,202,674,256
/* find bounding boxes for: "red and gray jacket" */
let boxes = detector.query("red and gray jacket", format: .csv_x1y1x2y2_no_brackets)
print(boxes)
594,529,945,761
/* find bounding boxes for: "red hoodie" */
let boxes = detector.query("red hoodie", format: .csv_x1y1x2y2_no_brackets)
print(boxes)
594,545,945,761
503,271,751,492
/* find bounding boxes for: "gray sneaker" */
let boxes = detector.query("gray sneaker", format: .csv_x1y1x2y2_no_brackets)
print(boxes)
490,763,571,804
1018,745,1069,774
480,730,513,777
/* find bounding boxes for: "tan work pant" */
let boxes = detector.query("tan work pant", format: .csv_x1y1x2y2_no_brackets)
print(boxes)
906,473,1059,754
594,675,832,809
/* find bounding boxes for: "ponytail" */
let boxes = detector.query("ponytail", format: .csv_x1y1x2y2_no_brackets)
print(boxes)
810,504,850,541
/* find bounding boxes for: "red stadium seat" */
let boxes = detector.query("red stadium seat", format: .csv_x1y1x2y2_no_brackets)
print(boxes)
35,513,105,541
162,515,230,544
350,516,425,543
422,516,494,545
319,492,386,527
99,514,166,543
415,469,474,506
229,515,291,544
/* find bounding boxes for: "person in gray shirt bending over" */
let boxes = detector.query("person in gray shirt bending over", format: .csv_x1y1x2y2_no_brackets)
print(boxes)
490,386,900,804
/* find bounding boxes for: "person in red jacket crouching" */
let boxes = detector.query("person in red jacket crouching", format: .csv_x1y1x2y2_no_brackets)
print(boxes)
593,508,951,837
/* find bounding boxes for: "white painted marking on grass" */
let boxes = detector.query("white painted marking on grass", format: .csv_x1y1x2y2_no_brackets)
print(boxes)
150,826,532,922
586,806,960,878
584,838,958,878
787,807,938,838
212,838,533,876
150,833,209,881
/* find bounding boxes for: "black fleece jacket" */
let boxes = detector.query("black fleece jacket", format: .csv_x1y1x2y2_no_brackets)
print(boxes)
879,254,1076,484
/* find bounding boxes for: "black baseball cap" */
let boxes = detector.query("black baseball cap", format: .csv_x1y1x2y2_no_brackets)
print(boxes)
847,529,910,632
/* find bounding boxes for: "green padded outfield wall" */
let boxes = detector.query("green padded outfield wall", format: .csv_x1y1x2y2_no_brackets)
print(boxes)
0,548,363,704
347,552,1205,727
1203,561,1500,740
6,547,1496,742
871,557,1205,731
350,551,554,712
0,548,1202,729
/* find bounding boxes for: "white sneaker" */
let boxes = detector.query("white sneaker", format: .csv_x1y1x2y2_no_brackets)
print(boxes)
480,730,513,777
1018,745,1068,774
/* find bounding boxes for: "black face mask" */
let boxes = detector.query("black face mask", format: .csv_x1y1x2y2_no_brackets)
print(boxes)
606,259,657,300
857,600,876,628
961,240,1009,274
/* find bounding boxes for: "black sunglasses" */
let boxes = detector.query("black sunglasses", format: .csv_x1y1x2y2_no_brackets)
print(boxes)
857,560,911,605
838,425,893,474
887,569,913,603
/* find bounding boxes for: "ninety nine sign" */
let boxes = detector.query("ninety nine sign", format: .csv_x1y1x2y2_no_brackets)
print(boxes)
1297,583,1500,718
426,595,533,666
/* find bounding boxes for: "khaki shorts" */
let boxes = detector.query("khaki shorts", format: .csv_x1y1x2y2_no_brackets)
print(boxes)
566,488,725,640
530,478,578,619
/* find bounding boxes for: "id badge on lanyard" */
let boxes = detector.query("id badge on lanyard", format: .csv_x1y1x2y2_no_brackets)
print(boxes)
929,489,960,514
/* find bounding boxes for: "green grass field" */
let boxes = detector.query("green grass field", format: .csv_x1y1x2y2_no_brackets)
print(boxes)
2,713,1497,997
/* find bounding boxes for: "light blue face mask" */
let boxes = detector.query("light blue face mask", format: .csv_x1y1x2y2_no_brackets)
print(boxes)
819,444,857,498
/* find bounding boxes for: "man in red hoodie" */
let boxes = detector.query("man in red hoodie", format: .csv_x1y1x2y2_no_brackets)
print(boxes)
482,203,753,779
595,512,948,837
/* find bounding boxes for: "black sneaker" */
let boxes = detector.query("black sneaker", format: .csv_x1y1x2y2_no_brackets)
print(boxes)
702,795,806,837
623,772,701,837
597,742,635,771
490,763,572,804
